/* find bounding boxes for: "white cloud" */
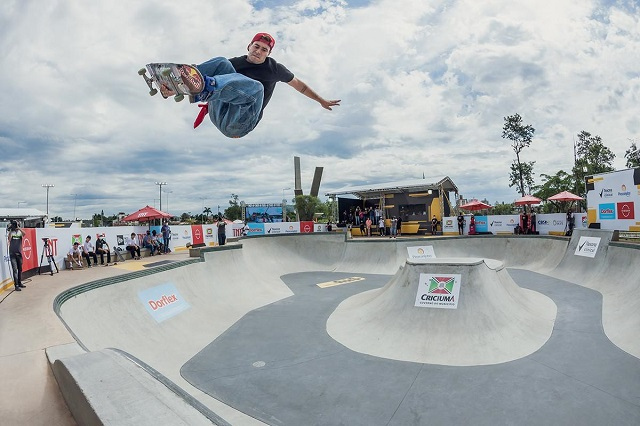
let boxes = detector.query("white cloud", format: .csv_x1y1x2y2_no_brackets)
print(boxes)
1,0,639,219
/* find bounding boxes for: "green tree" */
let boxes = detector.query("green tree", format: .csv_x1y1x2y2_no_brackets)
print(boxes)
294,195,322,221
533,170,575,213
223,193,243,221
508,161,536,195
574,131,615,176
502,113,535,196
491,202,514,215
534,170,574,200
573,131,615,205
317,199,337,222
624,141,640,168
203,207,212,223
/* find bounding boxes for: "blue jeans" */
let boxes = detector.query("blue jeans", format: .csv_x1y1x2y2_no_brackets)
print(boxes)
197,57,264,138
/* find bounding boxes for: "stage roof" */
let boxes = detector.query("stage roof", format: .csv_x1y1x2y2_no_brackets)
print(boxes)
0,208,47,220
325,177,459,200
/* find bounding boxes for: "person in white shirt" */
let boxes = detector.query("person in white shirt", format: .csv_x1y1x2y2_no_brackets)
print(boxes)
82,235,98,267
125,232,141,260
67,242,83,269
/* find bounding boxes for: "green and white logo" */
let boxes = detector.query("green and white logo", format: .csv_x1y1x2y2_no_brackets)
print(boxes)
415,273,462,309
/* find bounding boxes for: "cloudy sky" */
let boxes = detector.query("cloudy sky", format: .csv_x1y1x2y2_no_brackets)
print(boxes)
1,0,638,220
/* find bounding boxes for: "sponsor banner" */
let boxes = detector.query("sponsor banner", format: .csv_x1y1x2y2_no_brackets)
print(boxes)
535,213,567,234
191,225,204,246
245,222,265,236
203,225,218,245
300,221,315,233
232,223,244,238
315,223,328,233
617,201,635,220
488,215,519,234
598,203,616,220
587,168,640,230
138,282,190,323
574,236,601,258
415,273,461,309
442,217,457,234
407,246,436,260
474,216,488,233
265,222,300,234
21,228,39,271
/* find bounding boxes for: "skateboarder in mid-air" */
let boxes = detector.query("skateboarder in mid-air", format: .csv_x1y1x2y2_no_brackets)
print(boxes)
182,32,340,138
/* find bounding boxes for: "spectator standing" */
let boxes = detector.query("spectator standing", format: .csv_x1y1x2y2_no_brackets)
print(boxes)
7,220,26,291
396,216,403,237
161,220,171,253
125,232,141,260
378,217,385,236
457,213,465,235
95,235,112,265
431,215,438,235
390,217,398,239
217,217,227,246
82,235,98,267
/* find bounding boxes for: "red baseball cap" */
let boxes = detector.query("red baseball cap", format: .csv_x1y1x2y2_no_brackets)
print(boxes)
250,32,275,51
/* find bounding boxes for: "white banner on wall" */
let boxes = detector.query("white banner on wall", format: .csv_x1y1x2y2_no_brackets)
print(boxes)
587,168,640,231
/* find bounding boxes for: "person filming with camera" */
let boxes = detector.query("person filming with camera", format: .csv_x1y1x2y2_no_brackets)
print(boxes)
6,221,27,291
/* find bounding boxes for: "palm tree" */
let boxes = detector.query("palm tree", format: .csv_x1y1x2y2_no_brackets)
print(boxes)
203,207,212,223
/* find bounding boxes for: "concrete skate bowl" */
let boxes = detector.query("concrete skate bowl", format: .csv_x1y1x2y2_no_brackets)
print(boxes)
51,231,640,425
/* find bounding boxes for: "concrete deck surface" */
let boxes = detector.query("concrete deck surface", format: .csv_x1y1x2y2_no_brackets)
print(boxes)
0,251,190,426
2,230,640,425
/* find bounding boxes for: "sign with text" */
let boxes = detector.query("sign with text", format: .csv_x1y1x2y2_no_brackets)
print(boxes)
407,246,436,261
138,283,190,323
574,236,601,258
415,273,461,309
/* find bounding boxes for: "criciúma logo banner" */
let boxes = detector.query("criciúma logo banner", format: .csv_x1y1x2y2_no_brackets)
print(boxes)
415,273,462,309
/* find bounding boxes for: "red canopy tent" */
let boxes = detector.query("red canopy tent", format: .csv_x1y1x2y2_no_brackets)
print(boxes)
122,205,171,223
515,195,542,206
547,191,584,213
460,199,492,211
547,191,583,202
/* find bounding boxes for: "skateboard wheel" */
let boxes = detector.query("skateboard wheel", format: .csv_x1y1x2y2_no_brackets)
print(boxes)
138,68,146,75
149,88,158,96
174,94,184,102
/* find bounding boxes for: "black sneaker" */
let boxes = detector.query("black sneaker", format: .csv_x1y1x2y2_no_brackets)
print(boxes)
18,284,26,288
14,287,21,291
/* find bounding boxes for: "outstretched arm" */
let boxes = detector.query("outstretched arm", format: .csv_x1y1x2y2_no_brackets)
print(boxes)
287,77,340,110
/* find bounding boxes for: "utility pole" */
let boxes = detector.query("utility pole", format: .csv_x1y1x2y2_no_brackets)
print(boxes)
42,184,55,216
155,182,167,211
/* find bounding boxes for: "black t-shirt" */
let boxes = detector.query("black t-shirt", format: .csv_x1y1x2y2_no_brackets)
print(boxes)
229,56,294,119
8,230,23,254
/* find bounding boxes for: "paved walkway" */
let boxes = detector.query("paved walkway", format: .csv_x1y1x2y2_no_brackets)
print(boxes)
0,252,190,426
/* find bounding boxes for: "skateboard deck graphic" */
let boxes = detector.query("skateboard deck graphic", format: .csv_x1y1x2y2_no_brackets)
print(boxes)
138,63,205,102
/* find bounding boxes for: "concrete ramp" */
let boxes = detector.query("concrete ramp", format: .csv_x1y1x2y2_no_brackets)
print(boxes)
327,258,557,366
548,229,640,358
551,228,618,284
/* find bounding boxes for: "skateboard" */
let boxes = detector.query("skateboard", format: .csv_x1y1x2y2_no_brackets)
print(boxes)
138,63,205,102
114,247,127,263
